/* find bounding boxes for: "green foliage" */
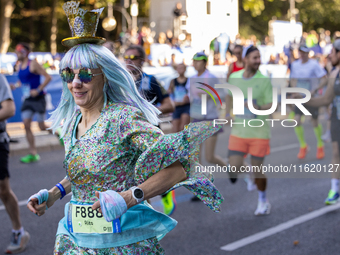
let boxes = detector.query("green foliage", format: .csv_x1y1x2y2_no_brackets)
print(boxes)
7,0,153,53
296,0,340,32
240,0,340,39
6,0,340,52
8,0,120,52
240,0,289,39
242,0,265,17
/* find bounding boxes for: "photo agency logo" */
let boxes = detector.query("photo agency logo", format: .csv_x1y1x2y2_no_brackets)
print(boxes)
197,82,223,114
197,83,313,127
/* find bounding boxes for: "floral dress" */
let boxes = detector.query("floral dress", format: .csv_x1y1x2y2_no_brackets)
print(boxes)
53,101,223,254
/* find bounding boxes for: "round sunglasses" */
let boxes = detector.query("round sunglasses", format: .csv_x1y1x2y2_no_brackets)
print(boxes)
59,67,103,83
124,55,142,61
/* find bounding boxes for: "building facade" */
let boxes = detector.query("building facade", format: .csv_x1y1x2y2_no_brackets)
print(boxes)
149,0,239,53
149,0,186,36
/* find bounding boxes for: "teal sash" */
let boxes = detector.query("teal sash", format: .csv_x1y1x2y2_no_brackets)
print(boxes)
56,200,177,249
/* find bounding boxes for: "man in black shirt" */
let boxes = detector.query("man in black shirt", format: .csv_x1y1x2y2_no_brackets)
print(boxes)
124,45,174,114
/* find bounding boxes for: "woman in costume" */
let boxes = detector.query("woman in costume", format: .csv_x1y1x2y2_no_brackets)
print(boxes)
27,2,223,254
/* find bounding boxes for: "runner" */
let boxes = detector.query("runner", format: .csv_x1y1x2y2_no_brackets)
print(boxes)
226,45,273,215
0,74,30,254
124,44,174,114
168,63,190,133
123,44,177,215
227,45,244,81
186,52,232,193
27,4,223,253
290,44,328,159
15,43,53,163
304,39,340,204
227,44,254,189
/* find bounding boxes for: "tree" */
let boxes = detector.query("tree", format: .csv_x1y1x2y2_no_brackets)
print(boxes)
239,0,340,39
239,0,289,39
50,0,58,55
296,0,340,32
0,0,15,53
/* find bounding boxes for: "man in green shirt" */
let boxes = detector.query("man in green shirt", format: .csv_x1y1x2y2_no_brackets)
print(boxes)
226,46,273,215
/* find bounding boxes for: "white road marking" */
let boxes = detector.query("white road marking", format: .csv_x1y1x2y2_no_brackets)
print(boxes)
0,193,71,211
0,144,314,211
0,200,28,211
270,143,299,153
220,203,340,251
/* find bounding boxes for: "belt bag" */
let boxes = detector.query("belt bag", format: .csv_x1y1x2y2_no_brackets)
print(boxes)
56,201,177,249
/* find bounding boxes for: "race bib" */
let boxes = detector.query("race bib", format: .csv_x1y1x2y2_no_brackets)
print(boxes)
68,204,121,234
21,83,31,99
174,86,187,102
297,79,311,91
141,76,151,90
235,99,257,120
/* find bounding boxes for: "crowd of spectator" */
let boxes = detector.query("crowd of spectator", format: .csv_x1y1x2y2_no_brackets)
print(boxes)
2,27,340,75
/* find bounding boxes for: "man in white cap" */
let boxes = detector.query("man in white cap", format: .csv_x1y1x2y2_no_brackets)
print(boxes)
226,45,273,215
290,44,327,160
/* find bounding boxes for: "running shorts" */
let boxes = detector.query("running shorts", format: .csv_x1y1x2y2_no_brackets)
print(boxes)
21,95,46,114
294,105,318,119
228,135,270,160
173,104,190,120
331,117,340,143
0,142,10,180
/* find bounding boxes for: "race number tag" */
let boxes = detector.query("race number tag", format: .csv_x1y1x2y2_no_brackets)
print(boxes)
21,83,31,99
68,204,121,234
174,86,187,102
297,79,311,91
235,99,257,119
141,76,151,90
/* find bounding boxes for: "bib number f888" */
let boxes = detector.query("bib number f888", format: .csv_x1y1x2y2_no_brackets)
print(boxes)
68,204,121,234
75,206,103,219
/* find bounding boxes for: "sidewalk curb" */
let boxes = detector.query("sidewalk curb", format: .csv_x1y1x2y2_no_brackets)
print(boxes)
9,126,172,157
10,143,63,157
9,134,64,157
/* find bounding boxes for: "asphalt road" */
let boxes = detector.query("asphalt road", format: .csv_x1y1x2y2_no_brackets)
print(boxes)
1,118,339,255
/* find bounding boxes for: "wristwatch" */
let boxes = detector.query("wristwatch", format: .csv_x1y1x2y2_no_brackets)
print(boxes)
130,186,144,203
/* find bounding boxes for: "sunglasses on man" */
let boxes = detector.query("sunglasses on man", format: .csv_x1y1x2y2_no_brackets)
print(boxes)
59,67,102,83
124,55,142,61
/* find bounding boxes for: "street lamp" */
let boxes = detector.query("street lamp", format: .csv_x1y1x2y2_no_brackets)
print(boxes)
289,0,296,23
102,3,117,31
289,0,302,23
130,0,138,30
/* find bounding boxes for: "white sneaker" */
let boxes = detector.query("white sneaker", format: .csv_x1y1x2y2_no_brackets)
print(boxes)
244,174,256,191
321,131,331,143
254,201,271,216
5,231,30,254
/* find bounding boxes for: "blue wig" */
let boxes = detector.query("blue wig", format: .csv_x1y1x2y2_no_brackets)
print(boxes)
49,43,161,137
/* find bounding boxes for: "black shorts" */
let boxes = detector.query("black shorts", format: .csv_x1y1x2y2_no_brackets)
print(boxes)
173,104,190,120
228,150,265,161
0,142,9,180
294,105,319,119
331,116,340,143
21,95,46,113
331,118,340,158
